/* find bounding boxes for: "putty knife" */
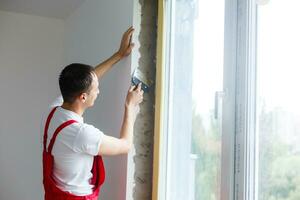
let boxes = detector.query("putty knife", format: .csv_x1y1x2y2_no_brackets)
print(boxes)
131,69,151,93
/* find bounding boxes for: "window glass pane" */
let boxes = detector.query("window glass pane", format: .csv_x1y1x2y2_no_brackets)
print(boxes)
257,1,300,200
166,0,225,199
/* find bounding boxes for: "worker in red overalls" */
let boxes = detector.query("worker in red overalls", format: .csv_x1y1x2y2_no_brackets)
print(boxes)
42,27,143,200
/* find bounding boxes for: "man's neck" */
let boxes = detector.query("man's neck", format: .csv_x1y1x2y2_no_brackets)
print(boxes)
61,102,85,116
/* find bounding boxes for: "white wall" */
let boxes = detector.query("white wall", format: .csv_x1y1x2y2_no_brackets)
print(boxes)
0,1,135,199
63,0,133,199
0,10,64,200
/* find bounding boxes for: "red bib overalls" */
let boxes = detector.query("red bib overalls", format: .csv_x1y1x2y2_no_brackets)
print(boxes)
43,107,105,200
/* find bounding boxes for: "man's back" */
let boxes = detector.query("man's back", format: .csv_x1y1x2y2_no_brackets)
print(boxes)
42,97,104,196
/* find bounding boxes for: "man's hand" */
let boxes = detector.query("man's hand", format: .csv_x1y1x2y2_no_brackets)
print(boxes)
126,83,143,107
94,27,135,79
117,27,135,58
125,83,143,120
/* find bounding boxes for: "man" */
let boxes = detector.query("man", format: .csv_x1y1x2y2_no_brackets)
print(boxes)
42,27,143,200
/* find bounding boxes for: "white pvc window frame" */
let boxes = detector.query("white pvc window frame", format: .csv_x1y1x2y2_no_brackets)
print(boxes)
153,0,259,199
234,0,258,200
157,0,239,199
221,0,238,199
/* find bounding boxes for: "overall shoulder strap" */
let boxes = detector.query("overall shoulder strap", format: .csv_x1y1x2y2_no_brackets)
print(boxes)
43,107,58,151
47,120,78,153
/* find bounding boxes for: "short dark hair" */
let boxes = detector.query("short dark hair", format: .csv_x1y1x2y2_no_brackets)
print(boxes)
59,63,95,103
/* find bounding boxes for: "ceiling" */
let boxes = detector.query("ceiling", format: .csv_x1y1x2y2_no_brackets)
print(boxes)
0,0,86,19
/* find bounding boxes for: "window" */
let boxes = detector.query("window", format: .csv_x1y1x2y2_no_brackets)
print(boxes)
153,0,300,200
163,0,226,199
153,0,235,199
257,1,300,199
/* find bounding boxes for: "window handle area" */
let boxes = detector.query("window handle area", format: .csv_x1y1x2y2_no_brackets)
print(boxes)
214,91,225,119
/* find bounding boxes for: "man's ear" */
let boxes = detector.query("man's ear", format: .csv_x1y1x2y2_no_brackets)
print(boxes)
79,93,87,103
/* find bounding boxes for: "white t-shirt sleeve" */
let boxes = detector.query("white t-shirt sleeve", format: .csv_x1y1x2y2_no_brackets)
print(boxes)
73,124,104,156
50,96,63,108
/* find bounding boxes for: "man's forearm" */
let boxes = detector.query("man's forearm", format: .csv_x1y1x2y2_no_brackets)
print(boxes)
94,52,122,79
119,106,136,150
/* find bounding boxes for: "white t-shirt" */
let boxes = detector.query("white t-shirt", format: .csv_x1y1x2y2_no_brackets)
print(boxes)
41,96,104,196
